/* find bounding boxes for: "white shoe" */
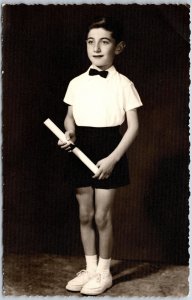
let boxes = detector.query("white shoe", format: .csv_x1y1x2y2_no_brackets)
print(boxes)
81,271,112,295
66,270,95,292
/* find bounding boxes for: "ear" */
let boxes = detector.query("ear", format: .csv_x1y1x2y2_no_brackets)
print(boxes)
115,41,126,55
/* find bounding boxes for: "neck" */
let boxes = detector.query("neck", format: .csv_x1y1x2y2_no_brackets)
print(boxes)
93,64,113,71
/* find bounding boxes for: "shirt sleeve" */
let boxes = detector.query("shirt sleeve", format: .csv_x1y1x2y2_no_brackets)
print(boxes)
123,82,143,111
63,80,75,105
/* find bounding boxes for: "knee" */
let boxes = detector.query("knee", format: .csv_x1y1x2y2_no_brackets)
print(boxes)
76,187,94,226
95,211,111,230
79,209,94,226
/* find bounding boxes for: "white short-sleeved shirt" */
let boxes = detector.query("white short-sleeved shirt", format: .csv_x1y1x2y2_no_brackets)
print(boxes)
64,65,143,127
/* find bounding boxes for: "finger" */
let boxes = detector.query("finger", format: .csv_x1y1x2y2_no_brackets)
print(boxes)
92,169,102,178
66,147,72,151
92,173,99,179
58,139,65,146
102,173,110,180
60,144,68,148
96,160,103,167
62,146,72,152
104,174,109,179
98,173,105,180
58,139,71,147
60,143,71,149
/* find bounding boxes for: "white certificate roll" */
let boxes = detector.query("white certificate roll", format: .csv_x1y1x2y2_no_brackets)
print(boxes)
44,118,99,175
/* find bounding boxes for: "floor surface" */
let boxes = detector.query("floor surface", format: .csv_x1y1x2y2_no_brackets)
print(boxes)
3,254,189,297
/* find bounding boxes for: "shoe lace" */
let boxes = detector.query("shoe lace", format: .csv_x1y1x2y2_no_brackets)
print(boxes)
95,273,101,283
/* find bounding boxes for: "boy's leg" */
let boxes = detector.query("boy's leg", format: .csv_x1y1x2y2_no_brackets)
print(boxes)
81,188,116,295
66,186,97,292
76,186,96,255
94,188,116,259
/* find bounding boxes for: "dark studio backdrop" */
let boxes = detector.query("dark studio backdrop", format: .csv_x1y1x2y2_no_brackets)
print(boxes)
3,4,190,264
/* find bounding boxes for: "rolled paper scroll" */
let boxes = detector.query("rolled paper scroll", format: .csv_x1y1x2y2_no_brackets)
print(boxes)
44,118,99,175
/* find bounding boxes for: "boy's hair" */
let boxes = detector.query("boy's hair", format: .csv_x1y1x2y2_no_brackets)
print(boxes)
87,17,124,44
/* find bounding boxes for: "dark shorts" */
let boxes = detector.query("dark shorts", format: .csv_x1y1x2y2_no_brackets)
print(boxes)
67,126,130,189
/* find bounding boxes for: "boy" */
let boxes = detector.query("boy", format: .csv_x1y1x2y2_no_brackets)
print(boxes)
58,17,142,295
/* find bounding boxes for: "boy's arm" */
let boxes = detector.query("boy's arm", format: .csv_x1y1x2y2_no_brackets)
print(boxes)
64,105,76,135
58,105,76,149
109,108,139,162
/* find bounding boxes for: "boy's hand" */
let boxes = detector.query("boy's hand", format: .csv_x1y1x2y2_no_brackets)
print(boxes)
57,130,76,152
92,155,117,180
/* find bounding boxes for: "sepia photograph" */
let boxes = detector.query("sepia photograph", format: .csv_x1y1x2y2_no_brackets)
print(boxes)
2,2,190,297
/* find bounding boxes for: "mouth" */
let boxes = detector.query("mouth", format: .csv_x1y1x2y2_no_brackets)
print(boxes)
93,55,103,58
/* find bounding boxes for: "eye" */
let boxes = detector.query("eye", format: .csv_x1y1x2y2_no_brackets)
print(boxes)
87,39,94,45
102,40,110,45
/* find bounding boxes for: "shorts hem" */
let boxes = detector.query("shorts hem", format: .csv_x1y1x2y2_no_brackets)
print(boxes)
69,181,130,189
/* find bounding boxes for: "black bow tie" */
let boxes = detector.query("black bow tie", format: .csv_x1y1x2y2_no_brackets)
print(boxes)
89,68,108,78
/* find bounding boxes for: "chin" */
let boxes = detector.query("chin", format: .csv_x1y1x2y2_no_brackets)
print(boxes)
95,64,104,68
94,62,106,67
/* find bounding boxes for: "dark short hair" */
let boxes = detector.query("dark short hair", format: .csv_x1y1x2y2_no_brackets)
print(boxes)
87,17,124,44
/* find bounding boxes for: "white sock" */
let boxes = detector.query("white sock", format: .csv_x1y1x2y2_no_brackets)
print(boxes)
97,257,111,273
85,255,97,273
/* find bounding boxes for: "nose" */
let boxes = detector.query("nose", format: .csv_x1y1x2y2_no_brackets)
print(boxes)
93,42,101,53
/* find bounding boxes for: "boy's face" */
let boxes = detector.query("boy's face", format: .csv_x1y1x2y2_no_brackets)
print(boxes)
86,28,122,70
